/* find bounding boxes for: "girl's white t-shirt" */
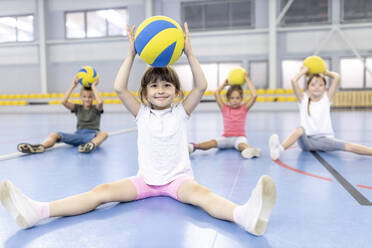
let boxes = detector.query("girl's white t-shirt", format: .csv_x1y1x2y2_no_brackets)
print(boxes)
298,93,334,137
135,103,194,185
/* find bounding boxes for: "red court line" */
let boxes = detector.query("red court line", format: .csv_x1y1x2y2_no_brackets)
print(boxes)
357,184,372,190
274,159,333,182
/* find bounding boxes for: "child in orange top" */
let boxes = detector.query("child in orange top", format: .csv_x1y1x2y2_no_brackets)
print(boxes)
189,73,261,159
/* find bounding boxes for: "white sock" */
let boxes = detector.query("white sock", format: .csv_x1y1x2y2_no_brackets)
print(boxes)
29,200,50,220
233,205,246,228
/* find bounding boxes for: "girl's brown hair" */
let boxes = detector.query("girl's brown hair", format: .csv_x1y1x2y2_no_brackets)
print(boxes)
306,74,327,116
226,85,243,99
139,66,184,104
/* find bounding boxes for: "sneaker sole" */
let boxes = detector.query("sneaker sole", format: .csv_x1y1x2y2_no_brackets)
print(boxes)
0,180,37,229
269,135,280,160
253,175,277,236
241,149,261,159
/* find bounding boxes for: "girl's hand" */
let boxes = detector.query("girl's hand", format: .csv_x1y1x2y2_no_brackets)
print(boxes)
126,24,137,57
91,79,99,87
244,71,250,80
300,65,309,74
183,22,193,57
72,76,79,87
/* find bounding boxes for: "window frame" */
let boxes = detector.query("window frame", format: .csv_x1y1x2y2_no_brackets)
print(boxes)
248,60,269,89
64,7,128,40
0,13,34,43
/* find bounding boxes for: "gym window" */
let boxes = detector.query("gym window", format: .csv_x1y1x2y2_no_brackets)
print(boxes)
341,0,372,23
280,0,330,26
173,62,242,91
181,0,254,31
65,8,128,39
0,15,34,43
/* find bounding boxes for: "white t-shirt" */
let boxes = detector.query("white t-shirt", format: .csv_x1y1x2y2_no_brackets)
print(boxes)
298,93,334,137
135,103,194,185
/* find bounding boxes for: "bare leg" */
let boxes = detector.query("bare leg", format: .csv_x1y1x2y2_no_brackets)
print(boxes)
41,132,61,149
344,142,372,156
196,140,218,151
50,178,137,217
91,131,108,147
178,177,276,236
281,127,304,150
177,180,237,221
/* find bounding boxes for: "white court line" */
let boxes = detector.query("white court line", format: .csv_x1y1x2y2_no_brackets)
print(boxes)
0,127,137,161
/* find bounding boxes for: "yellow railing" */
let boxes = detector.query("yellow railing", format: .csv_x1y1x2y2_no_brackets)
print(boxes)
1,89,371,107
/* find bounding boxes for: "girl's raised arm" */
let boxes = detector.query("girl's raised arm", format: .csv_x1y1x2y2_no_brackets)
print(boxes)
325,70,340,101
291,66,308,102
244,72,258,111
114,24,141,117
214,79,228,111
182,22,208,115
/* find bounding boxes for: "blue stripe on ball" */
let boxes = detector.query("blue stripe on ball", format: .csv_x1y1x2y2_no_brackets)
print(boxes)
151,41,176,67
78,78,83,84
135,20,178,56
78,68,87,73
93,69,97,78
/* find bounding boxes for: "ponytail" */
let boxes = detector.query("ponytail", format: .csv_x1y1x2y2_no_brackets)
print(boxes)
307,97,311,116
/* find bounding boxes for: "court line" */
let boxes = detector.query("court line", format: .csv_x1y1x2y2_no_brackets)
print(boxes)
273,159,333,182
311,151,372,206
357,184,372,190
0,127,137,162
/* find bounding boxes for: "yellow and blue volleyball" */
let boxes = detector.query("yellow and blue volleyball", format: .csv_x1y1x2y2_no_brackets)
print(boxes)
303,56,326,75
76,66,99,88
134,16,184,67
228,67,246,85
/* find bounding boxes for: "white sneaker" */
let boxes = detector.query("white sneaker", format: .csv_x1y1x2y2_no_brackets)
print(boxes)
269,134,281,160
240,175,276,236
241,148,261,159
188,143,195,154
0,180,40,229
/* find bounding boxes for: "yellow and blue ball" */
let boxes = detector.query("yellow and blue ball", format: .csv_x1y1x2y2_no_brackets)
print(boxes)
228,67,246,85
303,56,326,75
134,16,184,67
76,66,99,88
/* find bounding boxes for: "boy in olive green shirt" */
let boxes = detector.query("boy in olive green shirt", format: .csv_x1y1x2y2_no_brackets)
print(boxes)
18,77,108,154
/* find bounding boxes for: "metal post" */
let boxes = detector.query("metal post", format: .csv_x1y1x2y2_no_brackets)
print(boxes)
38,0,48,93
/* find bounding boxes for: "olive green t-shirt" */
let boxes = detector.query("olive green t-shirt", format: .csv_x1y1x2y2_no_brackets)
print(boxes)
72,104,103,131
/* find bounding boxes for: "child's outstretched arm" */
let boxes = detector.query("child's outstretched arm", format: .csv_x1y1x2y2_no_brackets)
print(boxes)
91,80,103,111
244,72,257,111
214,79,228,111
61,76,78,111
291,66,308,102
325,69,340,101
182,22,208,115
114,24,140,117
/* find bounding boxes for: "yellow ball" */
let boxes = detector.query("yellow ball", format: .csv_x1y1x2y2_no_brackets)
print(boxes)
227,67,246,85
303,56,326,75
134,16,184,67
76,66,99,88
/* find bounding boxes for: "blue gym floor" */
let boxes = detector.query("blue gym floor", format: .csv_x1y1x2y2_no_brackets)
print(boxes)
0,110,371,248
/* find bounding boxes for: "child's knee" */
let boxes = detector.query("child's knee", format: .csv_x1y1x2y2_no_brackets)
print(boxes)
295,127,304,136
50,132,61,140
91,183,112,202
99,131,108,139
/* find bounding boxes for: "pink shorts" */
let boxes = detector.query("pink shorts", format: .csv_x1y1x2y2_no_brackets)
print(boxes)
129,175,192,200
